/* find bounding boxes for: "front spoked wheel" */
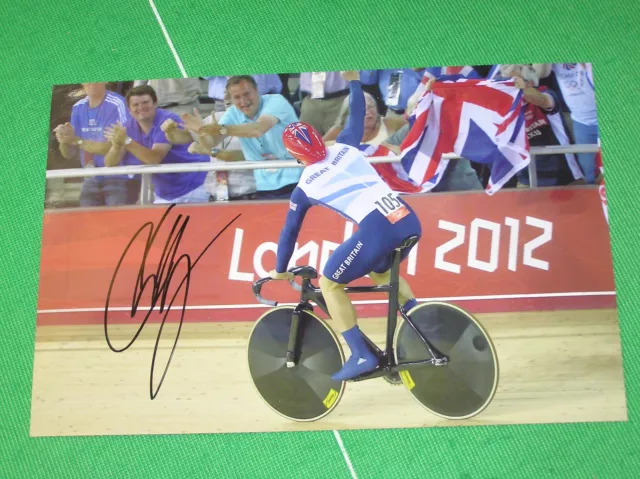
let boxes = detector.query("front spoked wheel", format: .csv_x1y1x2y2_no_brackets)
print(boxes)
393,302,499,420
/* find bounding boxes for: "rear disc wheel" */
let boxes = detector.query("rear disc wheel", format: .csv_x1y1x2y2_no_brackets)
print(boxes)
393,302,499,420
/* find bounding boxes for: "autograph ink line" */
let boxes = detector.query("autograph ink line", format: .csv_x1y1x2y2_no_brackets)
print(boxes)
103,204,242,399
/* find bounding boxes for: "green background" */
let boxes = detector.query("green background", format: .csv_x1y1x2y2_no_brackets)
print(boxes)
1,1,639,477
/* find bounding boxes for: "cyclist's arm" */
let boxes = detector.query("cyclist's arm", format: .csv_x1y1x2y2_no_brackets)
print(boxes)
276,187,312,273
335,80,365,148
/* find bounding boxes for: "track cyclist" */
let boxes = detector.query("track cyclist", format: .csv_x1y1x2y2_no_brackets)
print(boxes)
268,70,422,381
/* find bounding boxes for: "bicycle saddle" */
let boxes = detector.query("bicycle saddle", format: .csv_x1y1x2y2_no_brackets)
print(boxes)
289,266,318,279
398,235,420,251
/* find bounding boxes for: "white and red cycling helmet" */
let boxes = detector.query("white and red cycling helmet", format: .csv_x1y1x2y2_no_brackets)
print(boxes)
282,122,327,165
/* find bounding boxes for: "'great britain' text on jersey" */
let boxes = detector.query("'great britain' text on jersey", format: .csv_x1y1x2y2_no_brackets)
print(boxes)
332,147,349,165
294,143,400,225
305,167,330,184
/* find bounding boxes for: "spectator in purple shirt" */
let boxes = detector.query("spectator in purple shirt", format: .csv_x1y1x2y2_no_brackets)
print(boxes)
54,83,139,206
103,85,210,204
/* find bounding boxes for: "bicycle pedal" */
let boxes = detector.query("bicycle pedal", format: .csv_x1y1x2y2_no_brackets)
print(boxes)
433,357,448,366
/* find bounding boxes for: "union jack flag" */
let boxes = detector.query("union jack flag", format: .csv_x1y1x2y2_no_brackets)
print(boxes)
422,66,482,82
358,144,422,194
399,77,531,195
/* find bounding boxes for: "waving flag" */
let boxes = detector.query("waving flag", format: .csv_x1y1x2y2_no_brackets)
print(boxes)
415,67,482,102
422,66,482,81
400,77,531,195
359,144,422,194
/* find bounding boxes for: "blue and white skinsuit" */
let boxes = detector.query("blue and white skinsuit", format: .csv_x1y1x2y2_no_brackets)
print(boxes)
274,80,422,381
275,80,422,282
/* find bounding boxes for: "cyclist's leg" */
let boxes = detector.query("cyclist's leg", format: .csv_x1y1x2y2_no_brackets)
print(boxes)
369,203,422,311
321,206,422,381
321,229,388,380
368,269,418,312
318,275,357,332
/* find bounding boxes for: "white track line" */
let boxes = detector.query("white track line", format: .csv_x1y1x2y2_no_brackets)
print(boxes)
38,288,616,476
333,430,357,479
148,0,188,78
37,291,616,314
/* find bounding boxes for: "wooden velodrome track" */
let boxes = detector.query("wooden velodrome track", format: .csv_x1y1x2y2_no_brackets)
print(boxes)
30,306,626,437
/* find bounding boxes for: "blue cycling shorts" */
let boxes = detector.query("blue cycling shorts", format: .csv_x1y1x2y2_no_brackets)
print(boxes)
322,199,421,284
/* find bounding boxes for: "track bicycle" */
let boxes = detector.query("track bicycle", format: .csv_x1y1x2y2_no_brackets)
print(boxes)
248,236,499,422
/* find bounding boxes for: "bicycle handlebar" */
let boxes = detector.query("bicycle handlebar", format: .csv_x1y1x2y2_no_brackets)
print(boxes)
253,266,319,306
252,277,277,306
252,275,301,307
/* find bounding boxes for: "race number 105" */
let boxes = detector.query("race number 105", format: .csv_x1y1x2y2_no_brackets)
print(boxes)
434,216,553,274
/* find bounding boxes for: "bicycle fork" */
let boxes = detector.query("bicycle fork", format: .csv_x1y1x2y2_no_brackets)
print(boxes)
285,303,309,368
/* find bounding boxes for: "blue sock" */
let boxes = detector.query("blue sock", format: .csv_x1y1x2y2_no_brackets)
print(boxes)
342,326,368,357
403,298,418,311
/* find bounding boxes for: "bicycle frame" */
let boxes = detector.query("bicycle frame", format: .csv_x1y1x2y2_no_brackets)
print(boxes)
254,239,449,382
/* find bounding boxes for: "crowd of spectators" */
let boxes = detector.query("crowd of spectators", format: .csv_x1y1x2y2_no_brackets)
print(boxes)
49,63,599,208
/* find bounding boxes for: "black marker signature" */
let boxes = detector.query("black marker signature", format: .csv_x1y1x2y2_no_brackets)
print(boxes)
104,204,241,399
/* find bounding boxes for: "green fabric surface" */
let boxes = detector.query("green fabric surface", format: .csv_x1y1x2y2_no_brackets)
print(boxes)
1,0,639,477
